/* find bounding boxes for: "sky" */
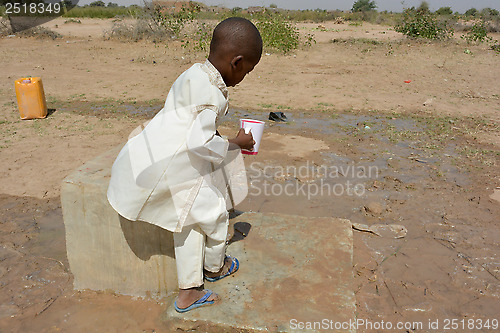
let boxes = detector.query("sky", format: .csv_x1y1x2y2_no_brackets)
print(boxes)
78,0,500,13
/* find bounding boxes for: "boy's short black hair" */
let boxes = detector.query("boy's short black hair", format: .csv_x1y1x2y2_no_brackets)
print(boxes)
210,17,263,62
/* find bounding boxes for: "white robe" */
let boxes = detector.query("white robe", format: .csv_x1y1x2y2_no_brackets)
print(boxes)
107,60,233,233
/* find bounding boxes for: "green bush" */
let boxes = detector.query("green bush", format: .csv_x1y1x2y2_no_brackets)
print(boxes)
394,7,454,39
146,1,200,38
198,10,313,54
181,21,214,52
255,12,300,54
461,20,492,43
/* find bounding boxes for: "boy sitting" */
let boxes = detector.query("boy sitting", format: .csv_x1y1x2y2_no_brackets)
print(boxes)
107,17,262,312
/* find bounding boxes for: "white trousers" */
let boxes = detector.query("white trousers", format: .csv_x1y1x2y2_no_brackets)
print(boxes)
173,181,229,289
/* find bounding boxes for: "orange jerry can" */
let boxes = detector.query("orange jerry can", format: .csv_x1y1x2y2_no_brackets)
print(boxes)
15,77,48,120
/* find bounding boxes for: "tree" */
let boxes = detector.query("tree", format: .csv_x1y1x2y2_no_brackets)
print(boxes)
480,8,499,18
107,2,118,7
435,7,452,15
352,0,377,12
464,8,478,17
269,4,277,8
231,7,242,14
62,0,74,7
417,1,430,13
89,1,106,7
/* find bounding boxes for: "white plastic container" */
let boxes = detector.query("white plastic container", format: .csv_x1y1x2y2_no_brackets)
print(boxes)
240,119,265,155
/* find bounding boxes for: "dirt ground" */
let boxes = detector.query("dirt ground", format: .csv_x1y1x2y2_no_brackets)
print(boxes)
0,18,499,332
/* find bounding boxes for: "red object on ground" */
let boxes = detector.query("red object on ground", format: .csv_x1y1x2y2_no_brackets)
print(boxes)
404,80,412,83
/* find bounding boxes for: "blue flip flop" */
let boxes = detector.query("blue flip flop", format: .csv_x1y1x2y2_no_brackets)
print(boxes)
174,289,216,313
205,255,239,282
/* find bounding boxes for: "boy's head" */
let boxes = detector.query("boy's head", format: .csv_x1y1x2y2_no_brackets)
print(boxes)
208,17,263,87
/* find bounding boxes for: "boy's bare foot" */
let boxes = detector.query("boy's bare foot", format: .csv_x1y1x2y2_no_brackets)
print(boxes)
176,287,219,310
204,256,238,280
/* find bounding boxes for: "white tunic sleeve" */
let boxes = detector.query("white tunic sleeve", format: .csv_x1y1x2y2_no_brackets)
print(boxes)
186,108,229,165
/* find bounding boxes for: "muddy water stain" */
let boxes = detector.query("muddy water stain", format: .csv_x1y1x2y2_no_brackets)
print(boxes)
0,195,71,327
231,108,499,326
4,101,498,329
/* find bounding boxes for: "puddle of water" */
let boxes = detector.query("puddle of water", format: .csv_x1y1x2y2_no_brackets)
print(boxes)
228,109,423,135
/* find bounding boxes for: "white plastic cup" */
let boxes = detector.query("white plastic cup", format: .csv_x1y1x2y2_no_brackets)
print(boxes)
240,119,265,155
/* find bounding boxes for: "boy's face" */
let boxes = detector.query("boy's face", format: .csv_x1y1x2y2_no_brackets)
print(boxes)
225,57,259,87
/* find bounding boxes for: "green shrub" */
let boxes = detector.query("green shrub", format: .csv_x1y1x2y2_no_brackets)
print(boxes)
394,7,454,39
181,21,214,52
255,12,300,54
146,1,200,38
461,20,492,43
197,11,314,54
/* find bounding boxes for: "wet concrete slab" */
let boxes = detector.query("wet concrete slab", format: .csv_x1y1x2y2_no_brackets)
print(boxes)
165,212,355,332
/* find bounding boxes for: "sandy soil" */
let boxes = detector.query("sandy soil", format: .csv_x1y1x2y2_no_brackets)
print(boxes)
0,18,499,332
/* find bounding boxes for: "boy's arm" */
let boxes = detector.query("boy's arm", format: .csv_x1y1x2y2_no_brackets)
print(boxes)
217,129,254,150
186,108,229,164
228,128,254,151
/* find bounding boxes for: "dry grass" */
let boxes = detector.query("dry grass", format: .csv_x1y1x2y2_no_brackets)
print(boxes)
17,26,62,40
103,18,173,42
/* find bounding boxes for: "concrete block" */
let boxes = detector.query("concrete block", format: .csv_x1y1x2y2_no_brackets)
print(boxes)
166,212,355,333
61,146,177,297
61,146,355,332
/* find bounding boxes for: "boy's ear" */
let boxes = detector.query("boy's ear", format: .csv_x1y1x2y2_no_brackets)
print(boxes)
231,55,244,70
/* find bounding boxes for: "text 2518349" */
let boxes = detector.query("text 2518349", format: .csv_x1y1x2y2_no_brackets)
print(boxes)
5,2,62,15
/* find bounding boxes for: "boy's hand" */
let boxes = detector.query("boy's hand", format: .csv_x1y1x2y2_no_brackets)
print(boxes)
229,128,255,150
